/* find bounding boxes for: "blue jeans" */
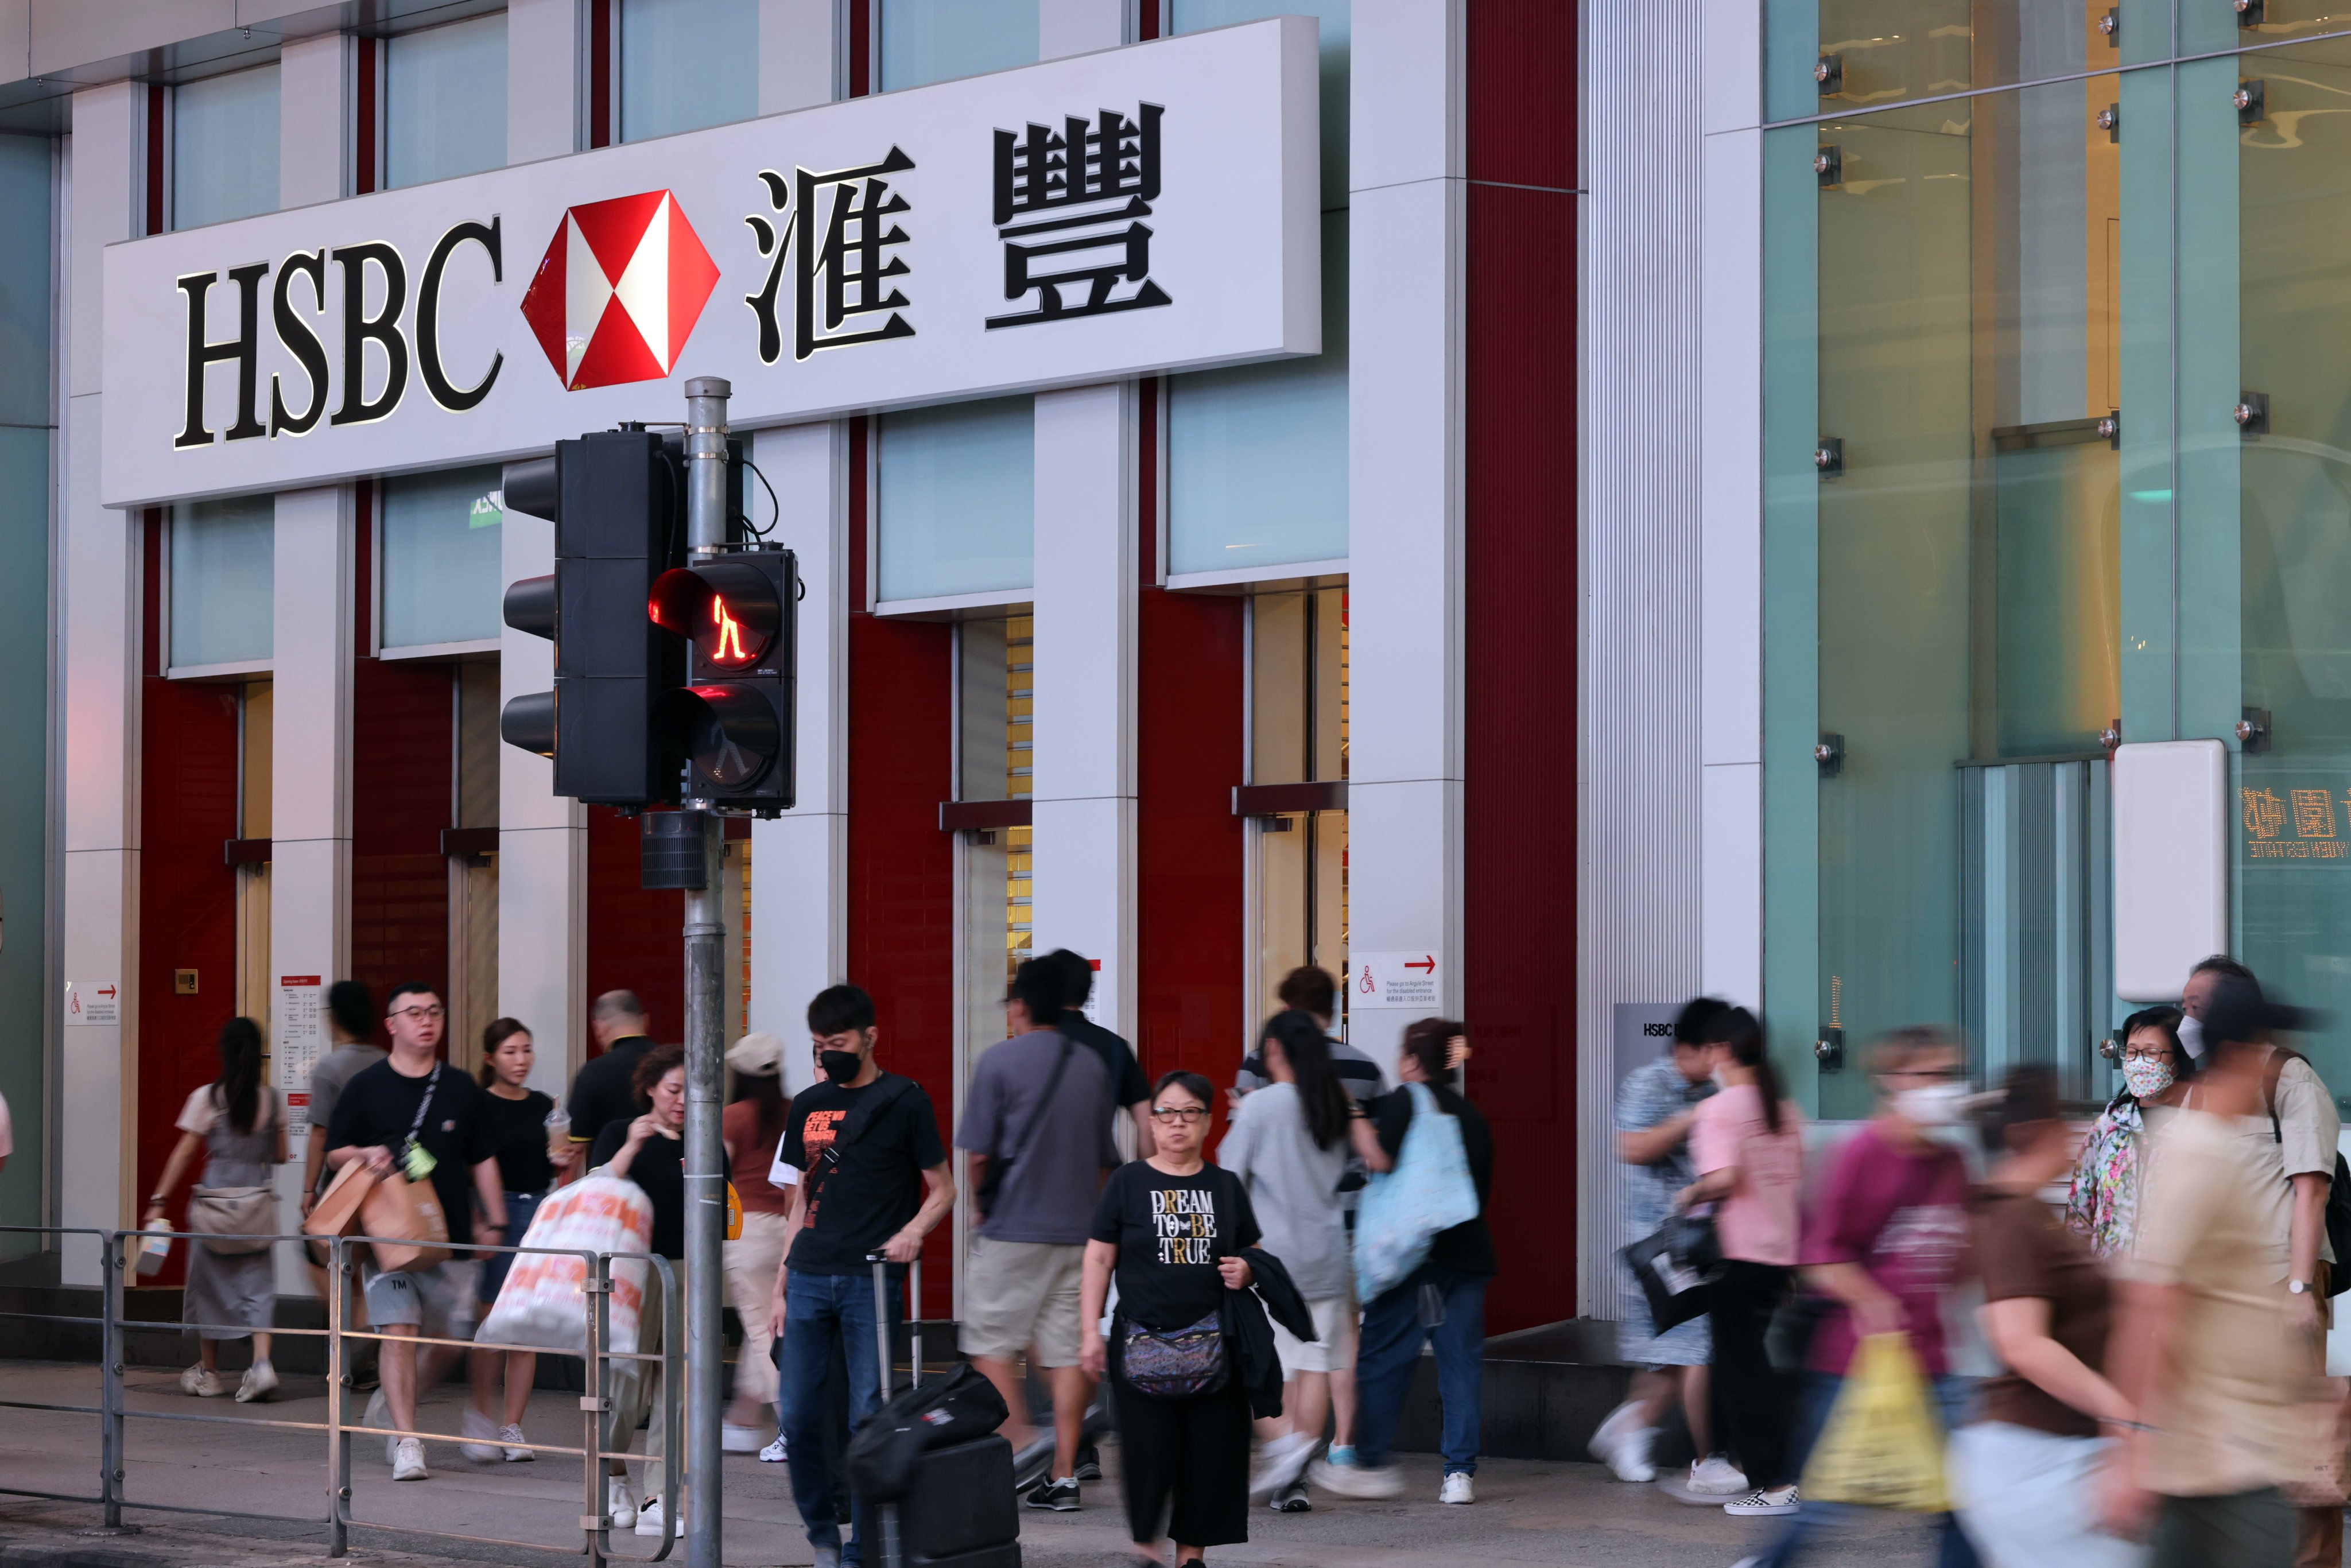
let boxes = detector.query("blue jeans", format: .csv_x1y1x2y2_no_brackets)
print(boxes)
1756,1369,1980,1568
778,1268,899,1566
1352,1264,1488,1474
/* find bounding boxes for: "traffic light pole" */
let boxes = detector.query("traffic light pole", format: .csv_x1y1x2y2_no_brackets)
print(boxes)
680,376,731,1568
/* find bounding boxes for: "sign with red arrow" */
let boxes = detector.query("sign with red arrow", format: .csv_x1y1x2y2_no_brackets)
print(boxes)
1355,952,1442,1011
64,979,121,1027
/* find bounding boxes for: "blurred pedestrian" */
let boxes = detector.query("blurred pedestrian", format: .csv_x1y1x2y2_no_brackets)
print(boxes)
1313,1018,1495,1507
1952,1066,2144,1568
1043,946,1155,1155
2067,1007,2194,1260
2104,971,2329,1568
723,1031,794,1458
1595,995,1727,1485
460,1018,571,1464
589,1042,688,1536
1747,1026,1976,1566
299,981,385,1305
145,1016,286,1404
1683,1006,1803,1508
565,991,657,1155
1080,1070,1262,1566
1225,1008,1356,1512
957,957,1119,1509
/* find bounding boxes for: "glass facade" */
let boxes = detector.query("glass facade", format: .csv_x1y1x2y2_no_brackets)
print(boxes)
619,0,759,142
386,14,508,188
379,465,505,649
875,397,1036,603
170,496,275,669
1764,2,2351,1112
879,0,1040,90
173,65,279,230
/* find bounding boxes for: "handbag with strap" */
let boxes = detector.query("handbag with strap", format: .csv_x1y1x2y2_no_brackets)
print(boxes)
1353,1082,1480,1304
975,1035,1076,1215
189,1185,277,1255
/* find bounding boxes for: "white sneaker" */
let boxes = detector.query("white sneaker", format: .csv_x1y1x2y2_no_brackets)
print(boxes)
1249,1433,1318,1500
606,1477,639,1530
1723,1484,1799,1517
1309,1457,1405,1499
362,1388,397,1467
723,1422,767,1453
391,1438,429,1482
758,1434,789,1463
499,1423,533,1462
179,1364,224,1398
1687,1454,1748,1495
459,1406,503,1462
634,1496,679,1537
234,1361,277,1404
1440,1470,1475,1504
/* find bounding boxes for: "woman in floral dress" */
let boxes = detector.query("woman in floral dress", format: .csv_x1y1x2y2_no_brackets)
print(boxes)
2065,1005,2193,1259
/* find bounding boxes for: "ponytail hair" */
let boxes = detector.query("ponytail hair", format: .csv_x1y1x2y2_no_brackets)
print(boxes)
1703,1006,1781,1134
1265,1009,1351,1151
215,1016,265,1136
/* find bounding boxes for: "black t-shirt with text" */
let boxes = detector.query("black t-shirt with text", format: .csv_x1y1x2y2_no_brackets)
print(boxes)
1373,1083,1496,1277
589,1117,685,1260
480,1087,556,1196
324,1059,497,1245
1089,1159,1261,1333
1058,1011,1151,1111
567,1036,654,1144
779,1076,948,1276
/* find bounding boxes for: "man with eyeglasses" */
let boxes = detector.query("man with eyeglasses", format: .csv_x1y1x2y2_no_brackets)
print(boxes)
323,980,504,1484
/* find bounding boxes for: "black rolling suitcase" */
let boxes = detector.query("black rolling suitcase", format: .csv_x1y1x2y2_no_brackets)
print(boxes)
851,1254,1022,1568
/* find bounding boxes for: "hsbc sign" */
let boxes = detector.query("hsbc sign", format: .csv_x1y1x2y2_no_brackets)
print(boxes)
100,17,1318,509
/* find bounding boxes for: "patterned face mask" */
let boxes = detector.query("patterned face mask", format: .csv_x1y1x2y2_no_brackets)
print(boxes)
2124,1055,2174,1101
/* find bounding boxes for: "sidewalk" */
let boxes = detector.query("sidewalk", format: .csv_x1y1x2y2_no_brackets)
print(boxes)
0,1361,1929,1567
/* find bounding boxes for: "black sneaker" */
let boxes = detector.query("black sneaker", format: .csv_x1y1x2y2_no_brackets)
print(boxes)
1073,1443,1103,1482
1270,1480,1311,1513
1024,1476,1080,1512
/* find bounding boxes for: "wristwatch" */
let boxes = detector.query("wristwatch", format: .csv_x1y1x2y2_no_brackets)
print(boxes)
2291,1278,2313,1295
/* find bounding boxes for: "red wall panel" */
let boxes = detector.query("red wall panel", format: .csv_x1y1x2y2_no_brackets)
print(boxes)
1463,0,1577,1334
350,655,453,1037
844,417,956,1319
586,806,688,1047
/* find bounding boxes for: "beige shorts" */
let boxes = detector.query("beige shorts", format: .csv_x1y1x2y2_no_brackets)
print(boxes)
1274,1292,1357,1377
958,1237,1085,1367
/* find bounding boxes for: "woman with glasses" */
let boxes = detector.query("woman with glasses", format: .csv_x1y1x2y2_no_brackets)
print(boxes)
1081,1071,1262,1568
2066,1007,2194,1261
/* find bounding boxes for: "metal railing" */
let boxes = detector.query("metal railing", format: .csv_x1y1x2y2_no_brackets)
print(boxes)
0,1225,680,1565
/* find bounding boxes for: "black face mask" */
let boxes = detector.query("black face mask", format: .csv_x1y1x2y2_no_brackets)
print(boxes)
820,1049,864,1085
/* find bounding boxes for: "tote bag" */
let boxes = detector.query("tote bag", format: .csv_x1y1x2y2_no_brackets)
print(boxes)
1353,1082,1479,1304
479,1174,655,1354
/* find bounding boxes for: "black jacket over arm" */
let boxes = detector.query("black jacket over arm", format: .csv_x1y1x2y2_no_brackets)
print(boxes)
1222,1246,1318,1420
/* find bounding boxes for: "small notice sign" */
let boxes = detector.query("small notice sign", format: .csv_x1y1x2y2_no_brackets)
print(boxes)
277,976,325,1136
64,980,119,1027
1352,951,1442,1010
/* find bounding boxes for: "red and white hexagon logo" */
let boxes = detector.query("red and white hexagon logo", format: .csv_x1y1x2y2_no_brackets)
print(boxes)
519,190,720,390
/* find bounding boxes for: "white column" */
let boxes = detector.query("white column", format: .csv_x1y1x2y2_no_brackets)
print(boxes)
1039,0,1127,57
278,31,350,205
747,421,849,1095
760,0,840,112
60,81,143,1280
1700,0,1764,1010
1028,383,1138,1038
1344,0,1464,1077
508,0,582,165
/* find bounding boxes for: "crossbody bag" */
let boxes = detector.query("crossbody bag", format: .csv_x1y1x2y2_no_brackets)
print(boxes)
189,1088,279,1256
975,1036,1075,1214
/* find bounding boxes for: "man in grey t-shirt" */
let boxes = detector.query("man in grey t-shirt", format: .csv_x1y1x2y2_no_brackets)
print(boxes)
956,958,1117,1505
298,981,388,1310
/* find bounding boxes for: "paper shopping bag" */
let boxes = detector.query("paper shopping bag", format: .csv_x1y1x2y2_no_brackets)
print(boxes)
302,1161,378,1239
1802,1333,1950,1512
358,1170,451,1273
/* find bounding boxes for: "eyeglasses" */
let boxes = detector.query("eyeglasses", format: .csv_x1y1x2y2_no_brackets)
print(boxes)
1150,1106,1209,1124
2123,1046,2171,1064
389,1005,447,1022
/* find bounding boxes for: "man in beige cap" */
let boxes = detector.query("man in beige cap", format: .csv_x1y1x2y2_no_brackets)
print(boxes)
723,1030,794,1456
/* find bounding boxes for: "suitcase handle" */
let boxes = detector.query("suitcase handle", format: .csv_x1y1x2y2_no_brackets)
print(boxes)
864,1253,925,1392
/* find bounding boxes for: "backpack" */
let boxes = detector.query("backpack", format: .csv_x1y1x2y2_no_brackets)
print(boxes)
2263,1048,2351,1298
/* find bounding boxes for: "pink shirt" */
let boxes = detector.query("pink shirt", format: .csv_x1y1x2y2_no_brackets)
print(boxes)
1692,1082,1805,1267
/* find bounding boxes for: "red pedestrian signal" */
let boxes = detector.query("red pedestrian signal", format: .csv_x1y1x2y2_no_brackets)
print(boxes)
648,547,796,810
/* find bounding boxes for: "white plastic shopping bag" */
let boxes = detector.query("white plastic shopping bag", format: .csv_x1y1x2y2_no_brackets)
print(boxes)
479,1174,654,1354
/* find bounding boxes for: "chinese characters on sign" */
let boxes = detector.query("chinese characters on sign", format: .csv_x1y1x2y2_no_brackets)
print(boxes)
746,149,918,364
2243,785,2348,859
988,104,1172,329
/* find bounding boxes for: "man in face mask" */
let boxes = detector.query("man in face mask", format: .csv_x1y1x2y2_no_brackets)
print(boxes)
1745,1027,1976,1564
767,984,953,1568
2177,953,2253,1068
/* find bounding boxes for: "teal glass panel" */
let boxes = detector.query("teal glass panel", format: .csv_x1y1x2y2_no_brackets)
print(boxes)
0,134,49,428
0,134,45,1247
381,465,505,647
386,14,508,188
174,65,279,229
879,0,1039,89
877,397,1035,602
1174,0,1348,207
171,496,274,667
620,0,758,142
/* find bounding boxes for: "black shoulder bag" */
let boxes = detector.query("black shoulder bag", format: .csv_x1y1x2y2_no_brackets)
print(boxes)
976,1037,1075,1214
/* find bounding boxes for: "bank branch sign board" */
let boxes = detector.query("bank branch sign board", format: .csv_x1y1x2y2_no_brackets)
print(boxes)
102,19,1319,510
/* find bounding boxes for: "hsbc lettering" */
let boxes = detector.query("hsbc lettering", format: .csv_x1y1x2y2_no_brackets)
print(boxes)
174,218,505,448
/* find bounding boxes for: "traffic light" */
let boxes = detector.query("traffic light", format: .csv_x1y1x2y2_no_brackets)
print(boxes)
649,545,797,812
498,429,685,806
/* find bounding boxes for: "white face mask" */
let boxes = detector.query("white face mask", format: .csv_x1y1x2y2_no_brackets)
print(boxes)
1709,1062,1730,1088
2123,1055,2175,1101
2176,1014,2206,1061
1892,1081,1970,1127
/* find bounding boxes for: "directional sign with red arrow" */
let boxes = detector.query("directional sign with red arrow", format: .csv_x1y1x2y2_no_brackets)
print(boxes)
1356,952,1443,1010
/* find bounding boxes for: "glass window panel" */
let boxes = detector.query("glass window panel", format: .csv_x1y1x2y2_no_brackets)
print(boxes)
876,397,1035,601
0,133,52,428
1174,0,1348,207
381,465,506,647
1166,212,1347,576
620,0,758,142
172,496,274,667
174,66,280,230
386,14,509,188
1766,3,2144,122
879,0,1039,90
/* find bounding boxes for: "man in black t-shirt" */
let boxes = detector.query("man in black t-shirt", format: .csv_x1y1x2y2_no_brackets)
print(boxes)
323,981,502,1484
1043,948,1154,1158
565,991,657,1152
767,984,952,1568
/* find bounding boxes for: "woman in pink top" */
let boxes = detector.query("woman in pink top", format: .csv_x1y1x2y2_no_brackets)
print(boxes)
1680,1007,1805,1516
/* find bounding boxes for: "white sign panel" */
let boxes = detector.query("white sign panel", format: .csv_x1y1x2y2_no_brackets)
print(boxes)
103,19,1320,510
2113,739,2229,1002
276,974,326,1136
1352,950,1441,1011
64,980,120,1027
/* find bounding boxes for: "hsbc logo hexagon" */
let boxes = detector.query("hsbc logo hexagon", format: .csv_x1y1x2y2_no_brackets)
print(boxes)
519,190,720,391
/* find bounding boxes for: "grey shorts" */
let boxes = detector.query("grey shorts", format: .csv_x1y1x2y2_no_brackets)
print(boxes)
958,1238,1084,1367
363,1260,478,1339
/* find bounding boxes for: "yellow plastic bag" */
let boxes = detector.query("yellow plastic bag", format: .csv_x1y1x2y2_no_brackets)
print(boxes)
1802,1333,1950,1511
